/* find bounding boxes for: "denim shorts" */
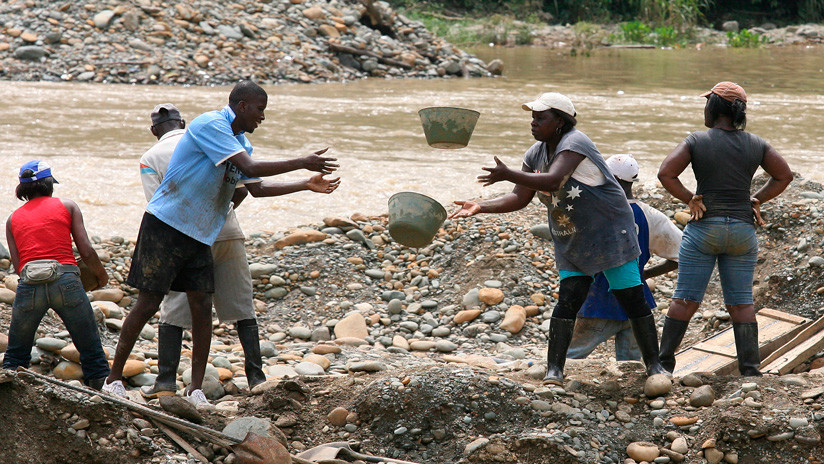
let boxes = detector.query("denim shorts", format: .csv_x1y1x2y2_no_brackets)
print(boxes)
673,216,758,305
559,258,642,290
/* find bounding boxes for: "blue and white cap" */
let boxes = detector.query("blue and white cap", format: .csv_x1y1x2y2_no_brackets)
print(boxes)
19,160,58,183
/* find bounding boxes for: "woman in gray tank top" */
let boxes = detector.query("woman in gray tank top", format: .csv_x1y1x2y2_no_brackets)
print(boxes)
657,82,792,376
452,93,667,385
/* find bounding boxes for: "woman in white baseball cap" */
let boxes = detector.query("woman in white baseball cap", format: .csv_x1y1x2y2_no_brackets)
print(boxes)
451,92,667,385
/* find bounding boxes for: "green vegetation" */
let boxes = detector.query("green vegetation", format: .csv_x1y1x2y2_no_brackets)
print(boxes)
610,20,689,46
400,9,543,46
388,0,822,25
726,28,769,47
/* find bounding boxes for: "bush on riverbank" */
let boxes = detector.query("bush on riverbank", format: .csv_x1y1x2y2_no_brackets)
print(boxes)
388,0,824,25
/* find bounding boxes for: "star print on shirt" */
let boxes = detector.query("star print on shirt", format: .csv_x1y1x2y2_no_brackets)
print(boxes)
567,185,582,200
551,195,560,207
566,204,574,211
558,214,570,226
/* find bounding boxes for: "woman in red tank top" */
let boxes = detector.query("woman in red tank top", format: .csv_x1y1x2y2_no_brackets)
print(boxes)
3,161,111,390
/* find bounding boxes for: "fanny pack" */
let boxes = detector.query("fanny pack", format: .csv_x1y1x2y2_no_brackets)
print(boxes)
20,259,80,285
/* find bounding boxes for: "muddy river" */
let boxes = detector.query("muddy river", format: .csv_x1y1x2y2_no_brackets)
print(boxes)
0,45,821,240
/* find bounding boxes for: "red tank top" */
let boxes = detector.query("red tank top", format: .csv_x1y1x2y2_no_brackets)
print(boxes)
10,196,77,269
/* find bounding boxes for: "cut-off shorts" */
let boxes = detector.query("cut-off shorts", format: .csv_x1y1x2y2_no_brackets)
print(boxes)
673,216,758,306
559,258,642,290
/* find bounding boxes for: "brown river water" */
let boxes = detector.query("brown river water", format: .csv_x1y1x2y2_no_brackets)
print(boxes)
0,46,822,240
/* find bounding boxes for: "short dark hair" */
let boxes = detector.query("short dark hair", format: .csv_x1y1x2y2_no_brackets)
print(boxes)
551,109,578,134
706,93,746,130
16,171,55,201
229,80,267,107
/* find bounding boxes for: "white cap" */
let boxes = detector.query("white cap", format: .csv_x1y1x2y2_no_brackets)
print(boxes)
522,92,577,119
606,154,640,183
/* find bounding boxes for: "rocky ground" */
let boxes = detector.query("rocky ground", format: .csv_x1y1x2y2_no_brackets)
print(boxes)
0,0,496,85
1,174,824,464
528,21,824,49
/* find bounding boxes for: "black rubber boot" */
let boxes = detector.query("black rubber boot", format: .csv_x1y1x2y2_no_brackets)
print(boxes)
628,314,669,376
141,323,182,398
733,322,763,377
658,316,690,374
543,317,576,385
237,318,267,389
85,377,106,391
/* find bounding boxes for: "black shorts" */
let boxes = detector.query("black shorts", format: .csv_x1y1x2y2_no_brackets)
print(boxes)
126,213,214,294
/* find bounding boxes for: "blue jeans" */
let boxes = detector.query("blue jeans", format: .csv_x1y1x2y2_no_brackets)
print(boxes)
567,317,641,361
673,217,758,305
3,273,110,381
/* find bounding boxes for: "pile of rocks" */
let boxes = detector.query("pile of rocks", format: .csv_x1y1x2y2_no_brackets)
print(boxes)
0,0,494,85
2,177,824,463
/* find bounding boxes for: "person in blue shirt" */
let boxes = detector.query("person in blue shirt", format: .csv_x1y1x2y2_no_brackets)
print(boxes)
103,80,339,405
567,154,682,361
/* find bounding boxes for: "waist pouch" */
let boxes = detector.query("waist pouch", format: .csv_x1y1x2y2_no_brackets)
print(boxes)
20,260,79,285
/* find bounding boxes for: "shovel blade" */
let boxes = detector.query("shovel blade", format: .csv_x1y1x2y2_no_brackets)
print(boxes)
233,432,291,464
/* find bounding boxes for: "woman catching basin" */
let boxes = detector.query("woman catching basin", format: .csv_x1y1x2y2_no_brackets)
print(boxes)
451,92,667,385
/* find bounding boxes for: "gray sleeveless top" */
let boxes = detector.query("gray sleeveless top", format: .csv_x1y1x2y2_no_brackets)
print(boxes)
523,129,640,275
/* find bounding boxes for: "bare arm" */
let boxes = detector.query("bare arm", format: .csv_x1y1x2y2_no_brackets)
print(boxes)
6,216,19,273
643,259,678,279
658,141,706,220
245,174,341,198
63,200,108,289
478,151,584,192
231,186,249,209
450,164,537,219
752,143,793,204
229,147,339,179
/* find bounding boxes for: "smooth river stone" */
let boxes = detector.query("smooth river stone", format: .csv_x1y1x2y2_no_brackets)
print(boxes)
36,337,67,352
295,361,325,376
334,312,368,339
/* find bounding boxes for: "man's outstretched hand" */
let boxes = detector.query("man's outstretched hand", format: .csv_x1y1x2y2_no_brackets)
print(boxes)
303,147,339,174
307,173,341,194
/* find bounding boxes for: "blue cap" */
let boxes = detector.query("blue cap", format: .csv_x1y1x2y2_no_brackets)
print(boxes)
19,160,58,183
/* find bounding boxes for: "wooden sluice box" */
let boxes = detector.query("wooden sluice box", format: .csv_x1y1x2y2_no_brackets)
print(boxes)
672,308,812,377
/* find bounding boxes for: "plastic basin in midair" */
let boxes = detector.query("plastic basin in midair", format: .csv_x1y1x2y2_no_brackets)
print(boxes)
418,107,480,149
388,192,447,248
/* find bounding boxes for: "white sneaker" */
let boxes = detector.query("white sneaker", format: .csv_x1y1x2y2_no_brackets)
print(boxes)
101,379,127,398
186,388,211,407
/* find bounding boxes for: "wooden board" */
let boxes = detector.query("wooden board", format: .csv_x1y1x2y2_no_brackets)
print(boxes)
761,328,824,375
672,309,808,377
760,315,824,367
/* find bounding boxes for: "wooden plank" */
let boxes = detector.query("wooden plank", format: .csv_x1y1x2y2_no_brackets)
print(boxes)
758,308,808,324
760,315,824,367
153,420,210,464
762,330,824,375
672,310,808,377
691,342,737,357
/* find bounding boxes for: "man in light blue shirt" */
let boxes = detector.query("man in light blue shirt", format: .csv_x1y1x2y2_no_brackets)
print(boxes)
104,80,339,404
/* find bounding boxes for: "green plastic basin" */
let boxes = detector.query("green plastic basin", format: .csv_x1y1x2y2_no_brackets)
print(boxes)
418,107,480,149
388,192,447,248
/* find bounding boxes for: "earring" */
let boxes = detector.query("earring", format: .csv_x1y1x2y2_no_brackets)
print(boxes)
555,126,563,135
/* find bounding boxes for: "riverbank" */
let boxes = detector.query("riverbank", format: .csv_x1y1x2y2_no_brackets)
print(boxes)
402,8,824,50
1,176,823,463
0,0,494,85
